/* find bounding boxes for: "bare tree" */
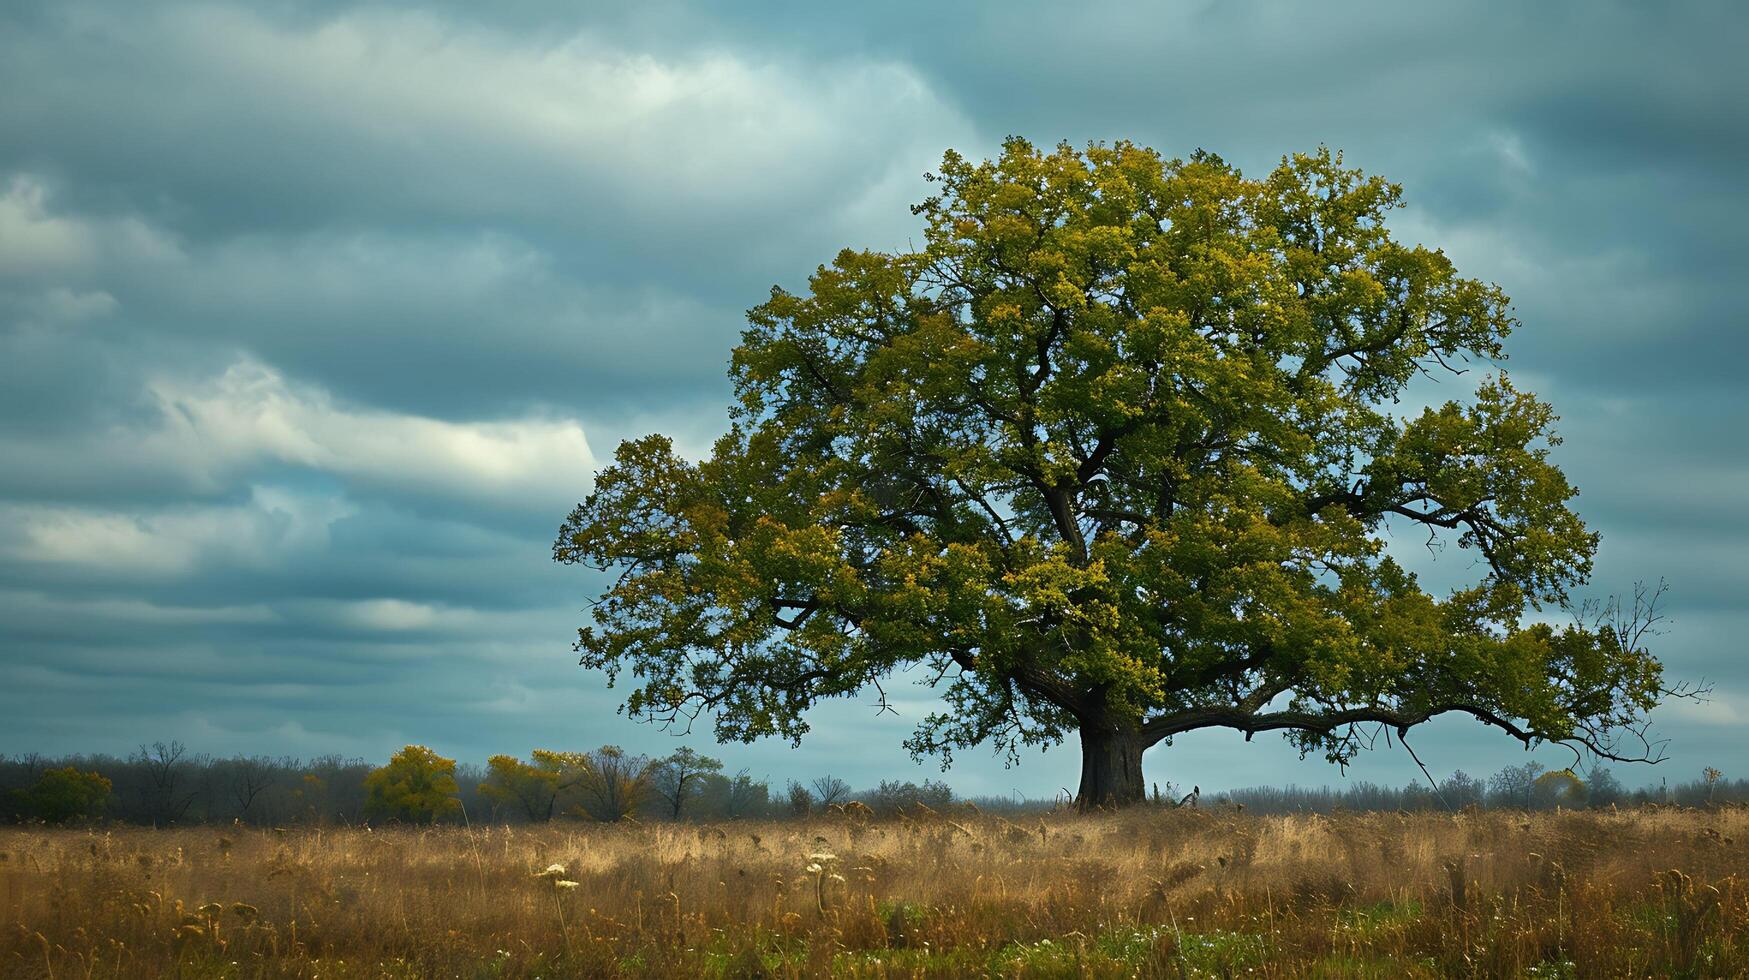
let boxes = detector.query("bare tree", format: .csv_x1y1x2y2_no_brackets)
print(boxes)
811,775,851,808
17,752,46,779
1487,762,1545,810
228,756,279,822
133,741,201,825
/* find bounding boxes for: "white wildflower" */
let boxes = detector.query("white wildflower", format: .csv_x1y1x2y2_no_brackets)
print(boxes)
555,880,581,889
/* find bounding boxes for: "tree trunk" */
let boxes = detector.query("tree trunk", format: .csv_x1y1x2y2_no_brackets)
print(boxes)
1075,725,1147,810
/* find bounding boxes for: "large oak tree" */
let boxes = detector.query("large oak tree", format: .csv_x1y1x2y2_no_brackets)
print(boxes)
557,140,1685,807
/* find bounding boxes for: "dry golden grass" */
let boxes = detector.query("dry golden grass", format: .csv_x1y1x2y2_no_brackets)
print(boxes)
2,805,1746,977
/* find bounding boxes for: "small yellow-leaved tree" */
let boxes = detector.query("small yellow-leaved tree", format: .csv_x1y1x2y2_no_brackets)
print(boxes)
364,745,462,823
480,750,592,822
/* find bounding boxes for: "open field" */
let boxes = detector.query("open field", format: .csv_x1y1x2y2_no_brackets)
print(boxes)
2,806,1746,978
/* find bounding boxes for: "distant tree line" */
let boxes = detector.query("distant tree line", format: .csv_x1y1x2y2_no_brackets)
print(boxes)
2,744,1741,825
0,742,968,826
1200,761,1748,814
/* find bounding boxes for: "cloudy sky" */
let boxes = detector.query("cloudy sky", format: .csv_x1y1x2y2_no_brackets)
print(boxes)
3,1,1744,797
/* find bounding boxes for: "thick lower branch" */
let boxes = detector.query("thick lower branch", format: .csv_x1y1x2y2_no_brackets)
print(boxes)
1138,701,1668,764
1009,661,1089,722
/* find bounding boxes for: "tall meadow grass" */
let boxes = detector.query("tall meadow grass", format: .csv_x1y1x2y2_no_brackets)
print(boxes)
2,805,1744,977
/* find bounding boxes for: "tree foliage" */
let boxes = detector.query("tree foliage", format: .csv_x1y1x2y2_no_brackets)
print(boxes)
695,767,770,819
364,745,462,823
17,767,112,824
569,746,651,822
1532,768,1588,808
649,746,724,819
480,750,591,821
868,778,955,816
557,138,1685,806
784,780,813,817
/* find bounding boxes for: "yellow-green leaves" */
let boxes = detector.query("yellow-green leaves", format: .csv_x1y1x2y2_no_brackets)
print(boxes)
557,138,1667,782
1377,373,1593,603
363,745,461,824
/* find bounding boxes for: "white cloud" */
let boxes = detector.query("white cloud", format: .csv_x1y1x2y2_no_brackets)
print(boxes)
0,360,608,514
0,174,182,280
189,5,961,208
128,358,598,510
0,176,91,276
11,4,972,247
1388,202,1681,345
0,6,977,421
290,597,559,638
1665,689,1745,727
32,286,119,322
332,597,443,632
0,485,356,576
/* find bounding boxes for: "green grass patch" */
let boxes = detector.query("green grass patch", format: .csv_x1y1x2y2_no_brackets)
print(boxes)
1335,899,1423,934
1171,929,1270,976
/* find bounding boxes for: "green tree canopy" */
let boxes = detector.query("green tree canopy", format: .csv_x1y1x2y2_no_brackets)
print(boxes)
364,744,462,823
557,139,1688,807
650,746,724,819
19,767,112,824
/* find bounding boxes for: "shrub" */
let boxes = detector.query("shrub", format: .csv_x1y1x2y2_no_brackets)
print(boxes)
20,767,112,823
